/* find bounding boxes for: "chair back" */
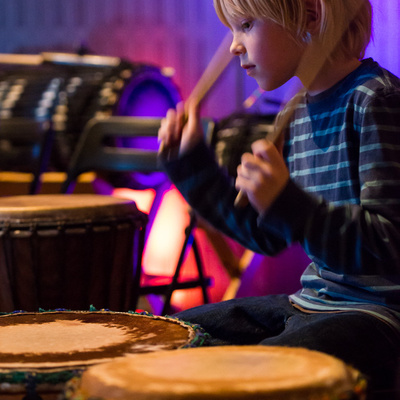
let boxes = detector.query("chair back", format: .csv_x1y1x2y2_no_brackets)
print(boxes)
61,116,160,193
0,117,54,194
61,115,214,193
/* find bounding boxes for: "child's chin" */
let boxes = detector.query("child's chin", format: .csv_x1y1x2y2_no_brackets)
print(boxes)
256,77,292,92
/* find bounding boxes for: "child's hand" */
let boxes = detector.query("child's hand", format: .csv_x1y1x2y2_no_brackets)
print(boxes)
158,100,203,158
235,139,289,214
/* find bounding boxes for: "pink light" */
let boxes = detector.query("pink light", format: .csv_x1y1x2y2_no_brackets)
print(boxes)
112,187,155,214
112,185,193,276
112,185,231,312
142,187,191,276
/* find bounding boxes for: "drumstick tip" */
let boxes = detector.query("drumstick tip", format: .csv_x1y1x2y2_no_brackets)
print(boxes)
158,139,165,155
158,139,180,161
234,189,249,208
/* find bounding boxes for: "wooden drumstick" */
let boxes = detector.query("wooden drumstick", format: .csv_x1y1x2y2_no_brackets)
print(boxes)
186,32,234,107
159,32,234,159
234,1,364,208
233,91,299,207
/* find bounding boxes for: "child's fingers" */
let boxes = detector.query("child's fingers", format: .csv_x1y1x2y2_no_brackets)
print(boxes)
175,101,186,135
179,98,204,154
251,139,277,161
158,107,181,147
158,99,204,157
235,153,260,191
185,99,201,133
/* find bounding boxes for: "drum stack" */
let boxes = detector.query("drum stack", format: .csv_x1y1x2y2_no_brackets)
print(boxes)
0,52,182,182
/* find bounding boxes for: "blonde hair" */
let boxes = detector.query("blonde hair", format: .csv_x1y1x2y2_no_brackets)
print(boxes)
213,0,372,61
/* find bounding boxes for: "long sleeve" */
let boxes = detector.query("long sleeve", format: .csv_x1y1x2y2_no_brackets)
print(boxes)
163,140,289,256
269,82,400,278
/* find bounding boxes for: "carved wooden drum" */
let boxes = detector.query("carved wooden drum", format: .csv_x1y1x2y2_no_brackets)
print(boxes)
0,194,147,312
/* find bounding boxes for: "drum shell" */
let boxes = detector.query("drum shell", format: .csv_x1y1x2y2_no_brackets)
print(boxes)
0,194,147,312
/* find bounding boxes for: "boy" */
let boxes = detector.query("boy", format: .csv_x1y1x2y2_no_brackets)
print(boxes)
158,0,400,395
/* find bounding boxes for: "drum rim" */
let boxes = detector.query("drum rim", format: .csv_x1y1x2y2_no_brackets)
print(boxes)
0,194,148,225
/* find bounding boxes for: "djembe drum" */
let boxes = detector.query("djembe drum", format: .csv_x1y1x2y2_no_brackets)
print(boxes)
0,310,208,399
65,345,367,400
0,194,147,312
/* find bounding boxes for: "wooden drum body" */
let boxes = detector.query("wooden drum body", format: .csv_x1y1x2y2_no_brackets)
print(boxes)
0,194,147,312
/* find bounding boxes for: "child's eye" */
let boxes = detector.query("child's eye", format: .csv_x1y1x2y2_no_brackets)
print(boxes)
241,20,253,32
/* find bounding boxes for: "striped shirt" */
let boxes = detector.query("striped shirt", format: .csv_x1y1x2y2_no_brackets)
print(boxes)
163,58,400,333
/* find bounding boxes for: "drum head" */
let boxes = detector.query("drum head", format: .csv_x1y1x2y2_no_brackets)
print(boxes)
0,310,207,398
68,346,366,400
0,194,142,223
0,310,207,370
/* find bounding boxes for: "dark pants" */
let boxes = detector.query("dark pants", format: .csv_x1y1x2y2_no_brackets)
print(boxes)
175,295,400,398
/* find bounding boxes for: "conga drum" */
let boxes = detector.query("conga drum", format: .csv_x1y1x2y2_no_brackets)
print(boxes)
0,194,147,312
65,346,367,400
0,310,208,399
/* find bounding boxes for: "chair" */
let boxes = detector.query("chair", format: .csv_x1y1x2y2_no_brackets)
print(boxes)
0,117,55,194
61,116,213,315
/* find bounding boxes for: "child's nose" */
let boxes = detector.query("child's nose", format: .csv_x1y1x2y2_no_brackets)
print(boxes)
230,39,245,56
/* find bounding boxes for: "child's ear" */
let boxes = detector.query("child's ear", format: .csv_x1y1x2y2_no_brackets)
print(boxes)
304,0,321,36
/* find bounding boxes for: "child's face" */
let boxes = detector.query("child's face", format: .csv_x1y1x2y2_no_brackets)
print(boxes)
227,15,305,91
